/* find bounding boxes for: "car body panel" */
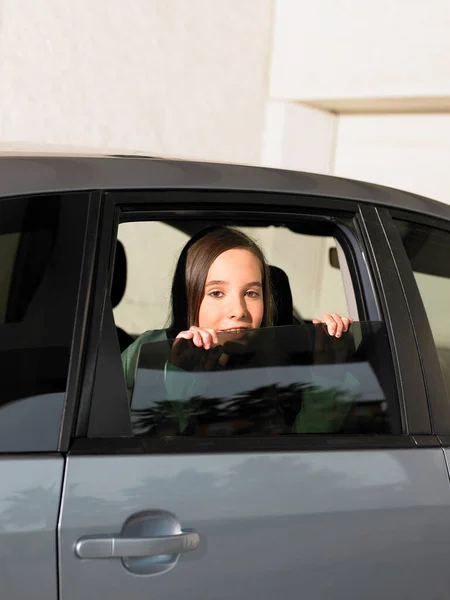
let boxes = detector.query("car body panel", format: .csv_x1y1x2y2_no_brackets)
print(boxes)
0,155,449,222
0,457,64,600
59,449,450,600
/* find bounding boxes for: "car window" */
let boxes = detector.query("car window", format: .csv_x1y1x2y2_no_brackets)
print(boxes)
394,219,450,398
130,323,399,436
110,216,401,438
0,193,89,452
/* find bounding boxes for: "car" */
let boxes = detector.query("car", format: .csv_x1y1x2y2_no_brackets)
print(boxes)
2,153,450,600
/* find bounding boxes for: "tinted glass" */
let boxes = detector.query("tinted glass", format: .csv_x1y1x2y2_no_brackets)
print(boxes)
130,323,399,436
0,193,89,451
394,220,450,397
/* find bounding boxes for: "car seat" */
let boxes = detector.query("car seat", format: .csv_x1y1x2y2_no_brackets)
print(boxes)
111,241,135,352
269,265,296,326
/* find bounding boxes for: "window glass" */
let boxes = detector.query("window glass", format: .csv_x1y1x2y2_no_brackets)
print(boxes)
394,219,450,395
130,323,399,436
113,217,400,437
0,193,89,451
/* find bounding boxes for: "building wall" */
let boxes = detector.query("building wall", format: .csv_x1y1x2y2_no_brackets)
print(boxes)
0,0,273,165
268,0,450,204
269,0,450,109
2,0,449,198
334,114,450,202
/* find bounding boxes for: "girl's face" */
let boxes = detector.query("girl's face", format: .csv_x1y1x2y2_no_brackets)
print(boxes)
198,249,264,332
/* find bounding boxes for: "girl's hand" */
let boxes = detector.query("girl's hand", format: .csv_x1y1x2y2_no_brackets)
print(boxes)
312,314,353,338
176,326,219,350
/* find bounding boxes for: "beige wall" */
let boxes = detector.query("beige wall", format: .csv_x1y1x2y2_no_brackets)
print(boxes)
270,0,450,109
333,114,450,202
266,0,450,205
0,0,272,165
2,0,449,198
260,100,337,173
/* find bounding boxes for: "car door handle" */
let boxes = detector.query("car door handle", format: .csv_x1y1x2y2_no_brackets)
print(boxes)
75,530,200,559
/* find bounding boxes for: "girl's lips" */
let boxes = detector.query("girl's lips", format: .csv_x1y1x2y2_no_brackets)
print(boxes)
218,328,250,333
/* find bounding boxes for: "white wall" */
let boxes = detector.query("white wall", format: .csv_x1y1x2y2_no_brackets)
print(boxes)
260,100,337,173
270,0,450,110
266,0,450,205
334,114,450,202
0,0,273,165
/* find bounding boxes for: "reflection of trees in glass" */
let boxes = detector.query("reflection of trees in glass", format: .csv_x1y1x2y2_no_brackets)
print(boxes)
131,382,390,437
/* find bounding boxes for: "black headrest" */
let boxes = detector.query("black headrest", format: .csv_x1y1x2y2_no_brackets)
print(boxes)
111,241,127,309
269,265,293,327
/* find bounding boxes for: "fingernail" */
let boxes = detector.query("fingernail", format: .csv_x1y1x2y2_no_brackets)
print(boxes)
336,332,341,338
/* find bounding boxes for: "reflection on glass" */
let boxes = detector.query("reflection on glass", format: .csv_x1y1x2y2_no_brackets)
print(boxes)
0,193,88,452
131,323,399,437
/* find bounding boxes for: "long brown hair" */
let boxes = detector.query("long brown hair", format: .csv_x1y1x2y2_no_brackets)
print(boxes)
168,226,273,335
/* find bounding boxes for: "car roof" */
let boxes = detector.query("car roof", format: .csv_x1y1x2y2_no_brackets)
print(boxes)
0,153,448,222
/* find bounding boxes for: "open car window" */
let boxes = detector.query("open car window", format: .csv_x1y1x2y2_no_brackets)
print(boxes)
114,220,356,341
129,323,400,437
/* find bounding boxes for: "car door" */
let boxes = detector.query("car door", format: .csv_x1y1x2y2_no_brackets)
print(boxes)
58,191,450,600
381,207,450,509
0,191,94,599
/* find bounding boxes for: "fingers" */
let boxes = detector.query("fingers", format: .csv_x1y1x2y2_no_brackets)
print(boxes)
175,326,218,349
204,345,223,370
313,314,353,337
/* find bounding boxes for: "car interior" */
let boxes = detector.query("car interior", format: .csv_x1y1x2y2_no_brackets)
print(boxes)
111,218,358,351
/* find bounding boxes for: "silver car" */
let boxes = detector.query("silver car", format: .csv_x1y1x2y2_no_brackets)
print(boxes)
1,154,450,600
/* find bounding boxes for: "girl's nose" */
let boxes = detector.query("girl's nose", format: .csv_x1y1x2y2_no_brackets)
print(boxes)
226,295,248,319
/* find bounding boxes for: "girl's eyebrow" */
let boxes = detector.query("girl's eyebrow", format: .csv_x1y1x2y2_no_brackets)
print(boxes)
205,280,227,287
205,280,262,287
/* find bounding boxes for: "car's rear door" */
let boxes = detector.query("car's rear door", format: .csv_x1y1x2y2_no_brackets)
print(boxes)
0,190,95,599
58,191,450,600
381,207,450,526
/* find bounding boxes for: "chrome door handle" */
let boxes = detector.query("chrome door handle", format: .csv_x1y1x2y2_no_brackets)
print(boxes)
75,530,200,559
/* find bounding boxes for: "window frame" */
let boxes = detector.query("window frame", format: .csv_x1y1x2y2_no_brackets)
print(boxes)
73,190,433,453
381,207,450,436
58,191,103,451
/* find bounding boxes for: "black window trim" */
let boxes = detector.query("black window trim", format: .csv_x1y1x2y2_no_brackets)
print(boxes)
58,190,103,451
380,207,450,434
357,204,431,435
73,190,431,453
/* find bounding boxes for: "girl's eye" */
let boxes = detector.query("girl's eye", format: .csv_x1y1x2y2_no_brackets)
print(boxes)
246,290,260,298
209,290,224,298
